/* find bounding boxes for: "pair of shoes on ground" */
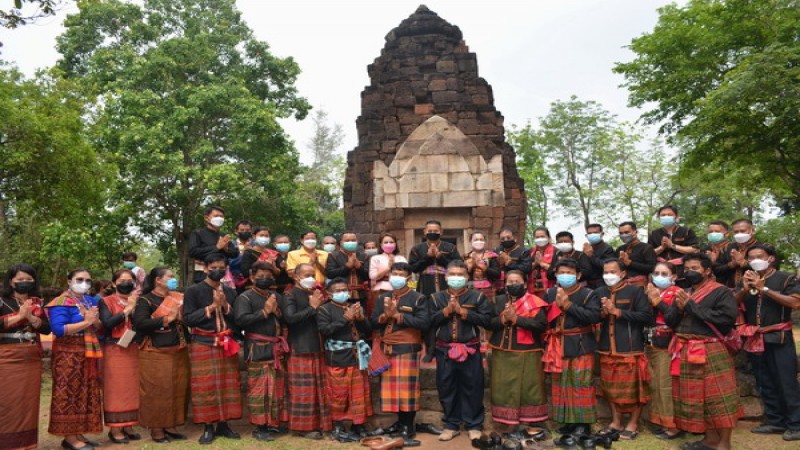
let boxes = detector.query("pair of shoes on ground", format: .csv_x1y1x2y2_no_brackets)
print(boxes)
751,423,800,441
198,422,240,445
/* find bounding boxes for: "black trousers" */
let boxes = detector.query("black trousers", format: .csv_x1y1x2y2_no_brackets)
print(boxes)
749,338,800,431
435,346,484,431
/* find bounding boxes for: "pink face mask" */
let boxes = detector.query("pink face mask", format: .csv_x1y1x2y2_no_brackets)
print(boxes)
381,243,396,253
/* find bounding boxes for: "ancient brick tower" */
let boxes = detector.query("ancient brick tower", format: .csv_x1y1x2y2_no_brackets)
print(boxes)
344,5,526,253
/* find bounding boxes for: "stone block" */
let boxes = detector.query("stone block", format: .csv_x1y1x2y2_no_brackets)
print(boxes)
383,177,397,194
477,173,493,190
458,118,480,135
475,206,493,218
430,173,449,192
394,95,416,107
444,191,477,207
399,173,430,192
472,94,490,105
436,60,457,73
414,103,434,115
475,217,492,230
374,195,385,211
396,193,409,208
447,154,470,172
432,90,459,104
450,172,475,191
428,79,447,91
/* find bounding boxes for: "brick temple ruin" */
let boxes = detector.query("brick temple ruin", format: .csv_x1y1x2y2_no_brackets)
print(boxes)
344,5,526,253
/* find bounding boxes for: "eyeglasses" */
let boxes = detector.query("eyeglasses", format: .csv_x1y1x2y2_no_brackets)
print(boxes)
74,278,93,284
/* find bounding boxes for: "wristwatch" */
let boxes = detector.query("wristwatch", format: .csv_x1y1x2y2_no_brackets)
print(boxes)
761,286,770,293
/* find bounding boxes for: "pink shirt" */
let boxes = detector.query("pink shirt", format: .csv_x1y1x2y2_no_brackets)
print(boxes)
369,253,408,291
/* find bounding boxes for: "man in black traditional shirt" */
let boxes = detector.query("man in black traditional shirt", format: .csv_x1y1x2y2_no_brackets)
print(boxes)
494,226,532,293
183,255,242,445
188,206,240,284
616,221,657,287
325,232,370,310
648,205,699,287
736,244,800,441
582,223,616,289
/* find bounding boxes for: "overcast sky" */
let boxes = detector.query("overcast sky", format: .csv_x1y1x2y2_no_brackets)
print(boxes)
0,0,680,237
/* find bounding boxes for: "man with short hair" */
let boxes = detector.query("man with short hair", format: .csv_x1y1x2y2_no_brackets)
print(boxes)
286,231,328,284
188,206,240,284
717,218,763,288
582,223,616,289
594,258,652,440
494,226,532,294
429,260,494,442
549,231,592,282
280,263,331,439
615,221,657,287
229,220,253,292
122,251,146,289
664,253,741,450
705,220,732,286
322,236,339,254
183,255,242,445
326,232,370,311
317,278,373,443
736,244,800,441
648,205,699,287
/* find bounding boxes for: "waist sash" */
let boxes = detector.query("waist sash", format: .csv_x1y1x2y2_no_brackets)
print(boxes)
324,339,372,370
192,328,240,357
436,338,479,362
542,326,593,373
245,332,289,368
738,321,793,354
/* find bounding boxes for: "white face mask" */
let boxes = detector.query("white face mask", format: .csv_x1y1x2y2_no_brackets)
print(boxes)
71,281,91,295
749,259,770,272
733,233,752,244
555,242,573,253
299,277,316,289
255,236,271,247
209,216,225,228
534,237,550,247
603,273,621,287
303,239,317,249
471,240,486,251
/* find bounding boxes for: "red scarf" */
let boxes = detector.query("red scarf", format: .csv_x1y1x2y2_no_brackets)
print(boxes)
512,293,548,344
529,244,555,293
655,285,681,325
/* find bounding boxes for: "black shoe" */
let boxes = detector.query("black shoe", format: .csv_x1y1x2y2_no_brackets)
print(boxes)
163,430,187,440
400,430,421,447
81,439,101,447
332,426,360,443
122,430,141,441
266,426,288,435
215,422,240,439
415,422,444,435
422,353,434,363
108,431,129,444
557,424,577,435
504,431,527,441
252,429,275,441
591,434,613,449
385,421,402,435
784,430,800,441
571,424,591,437
655,430,686,440
150,435,170,444
199,425,216,445
751,424,787,434
555,434,578,448
578,435,596,450
61,440,93,450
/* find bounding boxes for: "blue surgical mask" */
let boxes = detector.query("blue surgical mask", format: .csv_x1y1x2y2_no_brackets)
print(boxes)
275,243,291,253
660,216,676,227
342,242,358,252
652,275,673,289
323,243,336,253
122,261,136,269
556,273,577,288
586,233,602,245
166,278,179,291
389,275,408,290
255,236,271,247
447,276,467,289
707,232,725,244
332,291,350,304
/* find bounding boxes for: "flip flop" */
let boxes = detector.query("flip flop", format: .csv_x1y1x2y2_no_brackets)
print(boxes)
619,430,639,440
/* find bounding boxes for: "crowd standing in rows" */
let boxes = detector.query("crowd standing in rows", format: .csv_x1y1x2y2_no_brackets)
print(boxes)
0,205,798,450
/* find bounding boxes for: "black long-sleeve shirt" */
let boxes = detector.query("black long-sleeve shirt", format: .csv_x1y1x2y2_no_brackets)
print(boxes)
738,271,799,344
430,288,494,345
493,245,532,276
594,284,652,354
584,242,616,288
664,282,737,336
99,295,142,344
188,226,239,264
317,301,371,367
370,289,430,355
464,250,501,284
280,287,323,354
542,286,601,358
547,250,593,282
132,293,188,348
0,296,51,344
616,241,657,279
234,289,284,362
325,250,370,301
408,241,461,296
182,281,239,346
488,294,547,351
648,226,699,261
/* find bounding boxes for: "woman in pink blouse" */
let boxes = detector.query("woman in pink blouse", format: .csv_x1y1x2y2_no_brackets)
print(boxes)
368,233,408,314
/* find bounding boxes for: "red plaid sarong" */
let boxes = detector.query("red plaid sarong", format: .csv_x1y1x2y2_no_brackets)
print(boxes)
381,352,421,413
599,353,650,413
550,353,596,424
102,344,140,426
287,353,332,431
247,360,288,427
672,338,742,433
325,366,373,424
189,342,242,424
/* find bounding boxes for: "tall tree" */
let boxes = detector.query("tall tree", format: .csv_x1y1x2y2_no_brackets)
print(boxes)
508,122,552,241
614,0,800,208
56,0,310,285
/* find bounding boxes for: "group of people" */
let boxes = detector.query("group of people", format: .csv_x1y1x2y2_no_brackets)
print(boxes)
0,204,798,450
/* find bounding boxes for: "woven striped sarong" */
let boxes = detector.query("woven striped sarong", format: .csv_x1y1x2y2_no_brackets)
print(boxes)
287,353,332,432
247,360,288,427
325,365,373,424
48,336,103,436
599,353,650,413
381,352,421,413
672,339,742,433
646,346,675,428
189,342,242,424
102,344,140,426
138,345,189,429
490,350,548,425
550,353,595,424
0,343,42,450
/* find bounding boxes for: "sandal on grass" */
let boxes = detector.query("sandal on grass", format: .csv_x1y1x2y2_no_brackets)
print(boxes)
619,430,639,440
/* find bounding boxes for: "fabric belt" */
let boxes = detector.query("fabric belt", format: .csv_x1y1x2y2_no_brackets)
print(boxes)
0,331,37,341
739,321,793,354
669,334,718,376
192,328,240,357
245,332,289,369
325,339,372,370
542,326,593,373
436,338,479,362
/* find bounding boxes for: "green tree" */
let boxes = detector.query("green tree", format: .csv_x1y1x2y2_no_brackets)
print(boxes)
0,0,60,29
56,0,310,285
614,0,800,207
508,122,553,242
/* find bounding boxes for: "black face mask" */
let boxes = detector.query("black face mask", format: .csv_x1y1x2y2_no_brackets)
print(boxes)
116,282,135,295
238,232,252,241
683,270,705,285
254,278,275,290
506,283,526,298
12,281,35,294
425,232,441,242
501,240,516,249
208,269,226,282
